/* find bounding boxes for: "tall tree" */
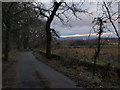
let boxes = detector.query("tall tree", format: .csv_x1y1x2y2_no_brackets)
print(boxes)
2,2,34,61
92,17,106,77
2,2,15,61
32,1,87,58
45,2,62,58
90,1,120,78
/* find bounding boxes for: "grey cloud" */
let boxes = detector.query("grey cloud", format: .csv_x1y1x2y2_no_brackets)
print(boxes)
51,2,118,37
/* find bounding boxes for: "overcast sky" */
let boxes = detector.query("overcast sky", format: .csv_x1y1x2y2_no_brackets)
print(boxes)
2,0,118,38
34,1,118,38
49,2,118,38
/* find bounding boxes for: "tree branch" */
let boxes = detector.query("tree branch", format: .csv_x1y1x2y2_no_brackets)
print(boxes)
33,6,49,19
103,2,120,40
12,9,26,17
7,2,15,16
51,28,60,38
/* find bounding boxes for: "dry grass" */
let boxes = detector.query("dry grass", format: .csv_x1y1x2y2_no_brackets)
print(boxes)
34,48,120,88
52,47,119,87
52,48,118,67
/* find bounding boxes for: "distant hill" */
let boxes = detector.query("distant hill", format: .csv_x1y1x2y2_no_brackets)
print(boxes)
58,36,96,40
58,35,117,40
54,37,118,49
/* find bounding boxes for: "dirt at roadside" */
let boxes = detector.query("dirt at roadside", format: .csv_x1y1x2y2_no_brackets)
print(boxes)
2,61,18,88
2,51,19,88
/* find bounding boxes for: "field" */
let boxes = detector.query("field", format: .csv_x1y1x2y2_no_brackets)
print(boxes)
34,46,120,87
52,47,119,67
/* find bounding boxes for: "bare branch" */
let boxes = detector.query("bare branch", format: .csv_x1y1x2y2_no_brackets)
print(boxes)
51,28,60,38
12,9,26,17
55,14,65,24
103,2,120,40
33,6,49,19
63,2,87,20
7,2,15,16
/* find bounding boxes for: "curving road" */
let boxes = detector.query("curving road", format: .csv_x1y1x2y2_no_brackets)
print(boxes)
16,52,78,88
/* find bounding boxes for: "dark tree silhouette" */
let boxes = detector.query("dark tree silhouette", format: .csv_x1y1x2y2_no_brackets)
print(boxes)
2,2,36,61
92,17,104,77
45,2,62,58
33,1,87,58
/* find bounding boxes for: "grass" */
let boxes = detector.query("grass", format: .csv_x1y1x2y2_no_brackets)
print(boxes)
34,48,119,74
34,49,63,60
33,47,120,88
53,48,118,67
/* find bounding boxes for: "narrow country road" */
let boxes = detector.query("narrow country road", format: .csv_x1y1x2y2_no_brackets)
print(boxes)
16,52,77,88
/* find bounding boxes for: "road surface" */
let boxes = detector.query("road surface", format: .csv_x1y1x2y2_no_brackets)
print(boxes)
16,52,78,88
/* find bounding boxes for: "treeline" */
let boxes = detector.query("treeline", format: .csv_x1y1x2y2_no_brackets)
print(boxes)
2,2,46,61
53,38,118,49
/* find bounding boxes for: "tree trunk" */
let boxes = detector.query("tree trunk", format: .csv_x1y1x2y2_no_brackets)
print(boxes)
4,19,10,61
45,2,62,58
46,25,52,58
17,32,20,50
93,18,103,78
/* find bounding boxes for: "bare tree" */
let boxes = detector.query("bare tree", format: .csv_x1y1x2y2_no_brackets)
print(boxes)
32,1,87,58
90,1,120,78
3,2,16,61
92,17,106,77
103,2,120,40
2,2,33,61
103,1,120,80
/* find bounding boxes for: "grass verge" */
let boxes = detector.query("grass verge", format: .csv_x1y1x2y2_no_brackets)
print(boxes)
33,49,120,88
